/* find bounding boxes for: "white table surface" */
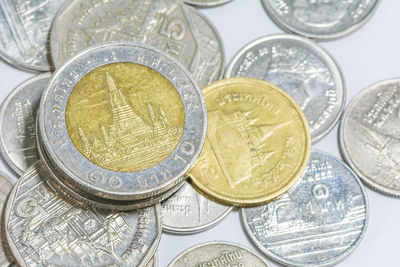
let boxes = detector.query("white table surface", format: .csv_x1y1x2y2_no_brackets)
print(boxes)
0,1,399,266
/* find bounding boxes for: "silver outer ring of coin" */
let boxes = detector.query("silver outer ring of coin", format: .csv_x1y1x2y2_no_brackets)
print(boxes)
38,42,207,202
167,241,270,266
146,252,158,267
0,171,14,267
261,0,381,41
225,34,345,143
162,181,234,235
0,73,51,175
184,0,233,8
339,78,400,197
241,149,369,267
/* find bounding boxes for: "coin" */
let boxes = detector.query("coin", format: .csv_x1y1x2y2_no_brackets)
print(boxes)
184,0,233,8
241,150,369,267
0,73,50,175
0,172,13,267
225,34,345,143
189,78,311,206
50,0,224,88
261,0,380,40
0,0,64,71
161,181,233,234
340,79,400,197
146,253,158,267
38,43,207,203
168,241,269,266
4,161,162,267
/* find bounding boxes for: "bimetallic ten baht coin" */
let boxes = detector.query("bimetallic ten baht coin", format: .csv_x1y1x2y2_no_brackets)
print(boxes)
50,0,224,88
38,43,207,203
168,241,269,266
225,34,345,143
0,73,50,175
184,0,233,8
4,161,162,267
189,78,311,206
0,0,64,71
261,0,380,40
161,181,233,234
340,79,400,197
241,150,369,267
0,172,13,267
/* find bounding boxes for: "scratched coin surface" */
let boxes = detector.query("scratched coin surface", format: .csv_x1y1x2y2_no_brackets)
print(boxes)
51,0,224,88
0,73,50,175
189,78,311,206
261,0,380,40
225,35,345,143
161,181,233,234
0,0,64,71
38,43,207,202
241,150,368,267
340,79,400,197
183,0,232,7
0,172,13,267
4,161,162,267
168,241,269,266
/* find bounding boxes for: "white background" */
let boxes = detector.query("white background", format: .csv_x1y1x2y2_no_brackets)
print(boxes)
0,0,399,266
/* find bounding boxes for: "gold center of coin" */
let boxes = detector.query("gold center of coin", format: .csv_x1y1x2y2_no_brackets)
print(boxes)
189,78,310,206
66,62,185,172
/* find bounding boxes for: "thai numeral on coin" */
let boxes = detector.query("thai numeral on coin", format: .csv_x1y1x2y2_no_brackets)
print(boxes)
312,184,329,199
88,171,123,188
16,196,40,218
160,15,186,40
174,141,195,164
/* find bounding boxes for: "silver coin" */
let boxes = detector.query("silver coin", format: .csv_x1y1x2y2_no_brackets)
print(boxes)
161,181,232,234
225,34,345,143
340,79,400,197
38,43,207,203
0,172,13,267
0,73,50,175
0,0,65,71
184,0,232,8
261,0,380,40
146,252,158,267
168,241,269,266
50,0,224,88
241,150,368,267
4,161,161,267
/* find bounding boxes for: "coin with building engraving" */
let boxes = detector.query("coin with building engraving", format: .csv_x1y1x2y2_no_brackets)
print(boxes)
0,172,13,267
161,181,233,234
261,0,380,40
225,35,345,143
0,73,50,175
4,161,162,267
183,0,233,7
38,43,206,203
241,150,368,267
168,241,269,266
340,79,400,197
50,0,224,88
0,0,64,71
189,78,311,206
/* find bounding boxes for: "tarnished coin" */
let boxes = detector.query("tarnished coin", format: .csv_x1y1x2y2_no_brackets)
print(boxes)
38,43,207,203
261,0,380,40
4,161,161,267
168,241,269,266
241,150,368,267
0,172,13,267
161,181,232,234
0,73,50,175
0,0,64,71
189,78,311,206
184,0,232,8
225,35,345,143
50,0,224,88
340,79,400,197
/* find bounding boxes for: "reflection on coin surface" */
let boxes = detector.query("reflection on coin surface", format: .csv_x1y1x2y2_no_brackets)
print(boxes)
0,172,13,267
4,161,161,267
0,0,64,71
261,0,380,40
39,43,206,202
168,241,269,266
241,150,368,267
184,0,232,7
340,79,400,197
225,35,345,143
161,181,232,234
189,78,310,206
0,73,50,175
51,0,224,88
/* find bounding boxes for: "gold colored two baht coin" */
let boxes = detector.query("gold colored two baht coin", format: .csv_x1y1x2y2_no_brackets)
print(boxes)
189,78,311,206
